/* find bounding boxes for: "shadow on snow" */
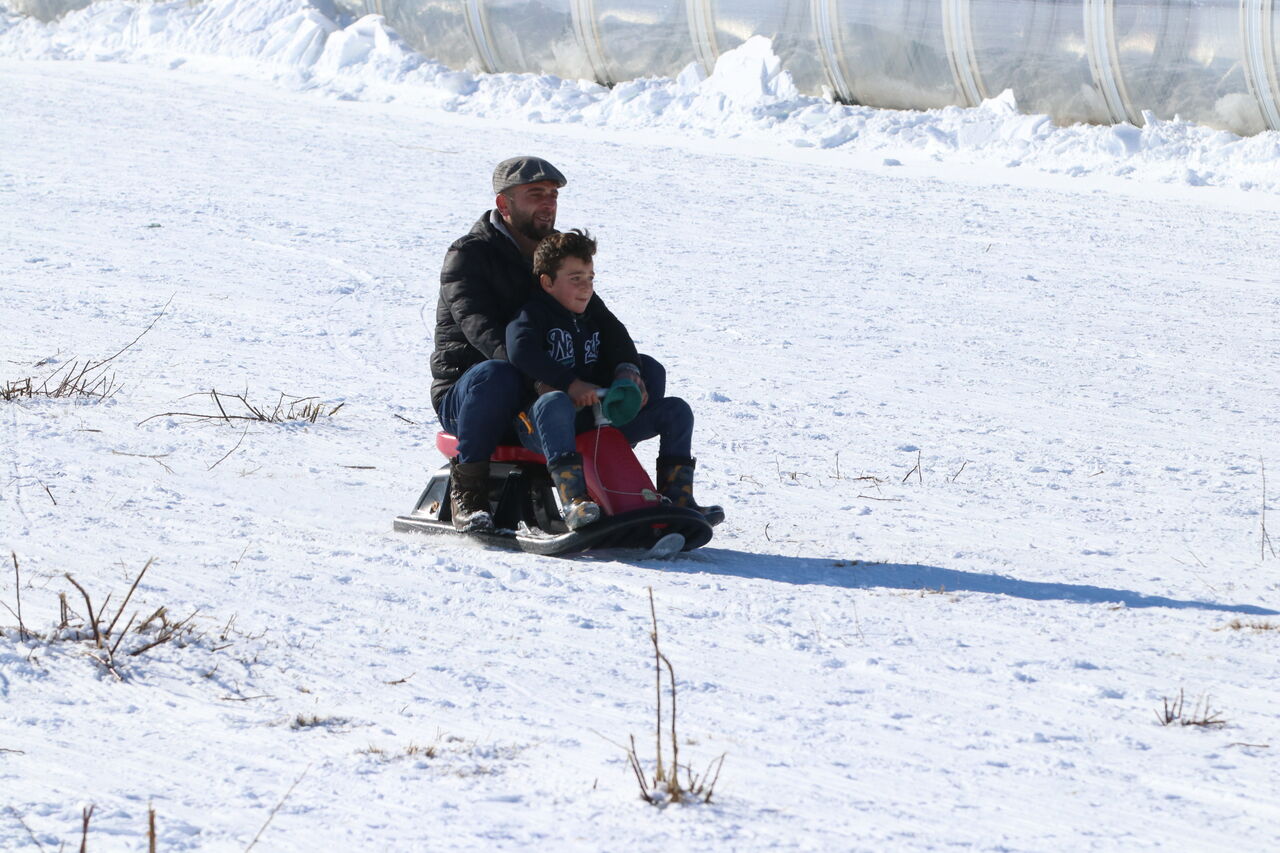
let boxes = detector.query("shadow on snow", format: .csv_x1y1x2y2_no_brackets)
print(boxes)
672,549,1279,616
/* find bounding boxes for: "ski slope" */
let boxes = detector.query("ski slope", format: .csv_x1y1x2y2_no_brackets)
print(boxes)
2,3,1280,850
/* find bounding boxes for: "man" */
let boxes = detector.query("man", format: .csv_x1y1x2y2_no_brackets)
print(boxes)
431,156,662,533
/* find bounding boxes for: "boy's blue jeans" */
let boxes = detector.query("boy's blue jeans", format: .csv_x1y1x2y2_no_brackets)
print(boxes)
439,355,666,463
516,391,694,464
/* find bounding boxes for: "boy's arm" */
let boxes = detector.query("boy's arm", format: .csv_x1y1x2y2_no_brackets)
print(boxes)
506,305,580,392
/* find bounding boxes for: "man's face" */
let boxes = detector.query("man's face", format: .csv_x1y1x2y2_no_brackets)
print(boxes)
501,180,559,242
541,256,594,314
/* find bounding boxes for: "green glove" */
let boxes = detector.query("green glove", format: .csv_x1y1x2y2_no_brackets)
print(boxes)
600,378,642,426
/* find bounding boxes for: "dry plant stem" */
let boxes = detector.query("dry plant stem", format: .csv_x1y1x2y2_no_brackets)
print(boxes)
148,805,157,853
12,552,28,641
902,450,923,484
244,765,310,852
79,804,95,853
6,806,47,852
5,296,171,402
65,574,102,648
649,589,664,784
137,606,167,632
110,614,137,657
626,734,649,801
105,558,153,638
142,388,338,425
1157,688,1226,728
83,295,173,374
1263,459,1276,560
130,609,199,656
626,590,726,806
661,649,679,793
110,449,174,475
209,424,250,471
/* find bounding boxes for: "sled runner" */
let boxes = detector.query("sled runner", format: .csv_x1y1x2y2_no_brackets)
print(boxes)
394,427,714,557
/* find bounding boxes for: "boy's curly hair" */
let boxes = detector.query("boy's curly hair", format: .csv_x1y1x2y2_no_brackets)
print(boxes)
533,228,596,280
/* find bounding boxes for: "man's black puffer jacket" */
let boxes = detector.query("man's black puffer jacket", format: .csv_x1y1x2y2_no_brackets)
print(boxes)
431,212,634,413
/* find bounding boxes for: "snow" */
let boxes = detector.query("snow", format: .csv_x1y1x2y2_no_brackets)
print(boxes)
3,1,1280,849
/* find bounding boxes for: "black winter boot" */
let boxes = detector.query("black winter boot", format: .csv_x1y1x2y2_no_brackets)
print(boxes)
656,455,725,527
449,458,494,533
547,452,600,531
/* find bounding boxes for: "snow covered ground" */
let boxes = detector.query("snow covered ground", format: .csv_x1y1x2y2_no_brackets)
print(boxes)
3,2,1280,850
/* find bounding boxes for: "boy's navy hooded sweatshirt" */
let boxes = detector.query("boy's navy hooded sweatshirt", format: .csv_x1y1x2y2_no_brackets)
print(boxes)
506,290,640,396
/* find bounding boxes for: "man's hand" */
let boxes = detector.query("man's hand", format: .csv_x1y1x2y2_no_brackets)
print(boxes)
567,379,601,408
614,366,648,407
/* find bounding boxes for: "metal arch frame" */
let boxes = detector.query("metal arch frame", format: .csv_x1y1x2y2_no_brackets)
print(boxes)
389,0,1280,135
571,0,615,84
1242,0,1280,130
811,0,856,103
463,0,501,75
943,0,989,107
686,0,720,76
1084,0,1142,125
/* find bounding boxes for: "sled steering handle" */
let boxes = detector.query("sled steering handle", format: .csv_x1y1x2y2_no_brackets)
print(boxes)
591,396,611,427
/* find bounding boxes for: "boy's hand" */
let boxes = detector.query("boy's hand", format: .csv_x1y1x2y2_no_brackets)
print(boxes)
567,379,601,407
615,366,648,407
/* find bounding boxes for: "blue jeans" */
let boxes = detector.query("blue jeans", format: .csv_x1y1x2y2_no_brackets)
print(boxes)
514,391,580,464
619,396,693,458
516,392,694,463
440,355,666,463
437,360,525,463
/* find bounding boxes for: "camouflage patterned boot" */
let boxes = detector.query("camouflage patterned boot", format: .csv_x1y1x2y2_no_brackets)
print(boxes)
656,455,725,527
548,452,600,531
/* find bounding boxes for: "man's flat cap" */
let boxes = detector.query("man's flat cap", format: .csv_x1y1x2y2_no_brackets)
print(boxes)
492,156,567,194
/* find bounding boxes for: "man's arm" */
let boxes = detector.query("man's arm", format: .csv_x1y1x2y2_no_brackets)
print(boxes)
588,295,648,404
441,240,511,361
588,294,640,368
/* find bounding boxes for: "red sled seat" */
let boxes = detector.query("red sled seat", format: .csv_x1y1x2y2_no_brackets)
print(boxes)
435,431,547,464
434,429,661,517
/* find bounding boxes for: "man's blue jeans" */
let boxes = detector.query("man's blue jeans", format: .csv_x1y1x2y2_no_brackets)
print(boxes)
439,355,667,464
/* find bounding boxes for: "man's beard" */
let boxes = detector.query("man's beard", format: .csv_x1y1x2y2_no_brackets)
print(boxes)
510,207,555,241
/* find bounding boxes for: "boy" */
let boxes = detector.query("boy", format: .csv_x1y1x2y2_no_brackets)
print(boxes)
505,229,724,530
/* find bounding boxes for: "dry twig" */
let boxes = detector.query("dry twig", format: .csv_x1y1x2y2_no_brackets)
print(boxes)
1263,458,1276,560
623,588,726,806
142,389,342,426
245,765,310,851
79,804,95,853
10,552,28,641
208,424,250,471
1156,689,1226,728
902,450,923,484
5,806,46,852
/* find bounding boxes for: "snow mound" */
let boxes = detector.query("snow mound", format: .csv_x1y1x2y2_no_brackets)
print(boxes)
2,0,1279,192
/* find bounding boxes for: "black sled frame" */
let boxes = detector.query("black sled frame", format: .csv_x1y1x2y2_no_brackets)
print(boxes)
394,460,713,557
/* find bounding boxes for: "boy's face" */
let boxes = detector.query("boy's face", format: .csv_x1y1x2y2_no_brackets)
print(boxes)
541,256,594,314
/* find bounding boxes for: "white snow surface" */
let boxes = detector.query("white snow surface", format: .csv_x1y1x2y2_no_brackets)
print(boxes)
3,2,1280,850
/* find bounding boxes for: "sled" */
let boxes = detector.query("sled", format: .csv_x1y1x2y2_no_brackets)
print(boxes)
393,427,714,557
